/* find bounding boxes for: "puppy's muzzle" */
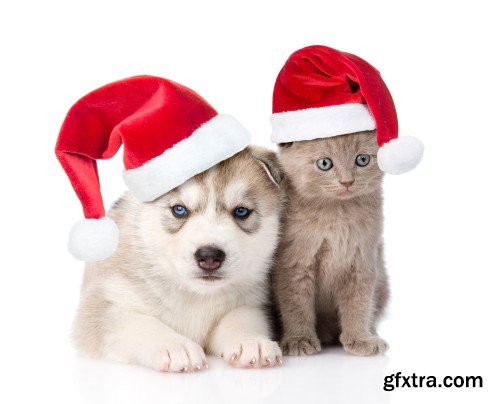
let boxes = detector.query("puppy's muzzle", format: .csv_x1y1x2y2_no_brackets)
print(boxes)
194,246,226,271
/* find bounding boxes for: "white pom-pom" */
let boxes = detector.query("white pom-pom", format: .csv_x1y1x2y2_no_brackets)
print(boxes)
68,217,119,262
377,136,424,175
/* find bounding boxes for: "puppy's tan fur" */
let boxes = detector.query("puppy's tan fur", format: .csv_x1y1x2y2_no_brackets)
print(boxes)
273,131,389,356
73,147,285,371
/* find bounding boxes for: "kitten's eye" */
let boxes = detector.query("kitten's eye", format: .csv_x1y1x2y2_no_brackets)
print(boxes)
233,207,251,219
171,204,188,218
316,158,333,171
355,154,370,167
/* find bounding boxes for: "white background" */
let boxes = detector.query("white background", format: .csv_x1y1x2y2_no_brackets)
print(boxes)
1,1,499,403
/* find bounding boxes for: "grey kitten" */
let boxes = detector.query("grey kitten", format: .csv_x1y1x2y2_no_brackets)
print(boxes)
272,130,389,356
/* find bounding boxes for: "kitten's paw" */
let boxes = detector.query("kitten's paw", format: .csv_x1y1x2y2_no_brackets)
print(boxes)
156,340,208,372
281,335,321,356
340,334,389,356
222,337,282,368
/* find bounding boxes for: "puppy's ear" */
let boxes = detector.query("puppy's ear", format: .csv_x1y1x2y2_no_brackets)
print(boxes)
249,146,284,187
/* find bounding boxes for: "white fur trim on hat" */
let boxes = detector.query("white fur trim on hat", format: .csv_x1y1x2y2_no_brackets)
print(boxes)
68,217,119,262
270,104,375,143
123,114,251,202
377,136,424,175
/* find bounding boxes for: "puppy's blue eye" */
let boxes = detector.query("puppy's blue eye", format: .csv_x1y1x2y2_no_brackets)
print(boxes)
171,205,188,217
234,207,251,219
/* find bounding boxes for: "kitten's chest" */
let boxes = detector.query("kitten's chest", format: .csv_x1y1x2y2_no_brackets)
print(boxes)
319,218,361,269
315,203,380,271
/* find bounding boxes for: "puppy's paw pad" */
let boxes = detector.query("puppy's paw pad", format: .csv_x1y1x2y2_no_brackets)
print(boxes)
223,338,282,368
341,335,389,356
156,341,207,372
281,336,321,356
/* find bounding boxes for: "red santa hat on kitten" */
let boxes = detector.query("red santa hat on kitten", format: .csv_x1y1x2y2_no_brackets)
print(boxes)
271,45,423,174
56,75,250,262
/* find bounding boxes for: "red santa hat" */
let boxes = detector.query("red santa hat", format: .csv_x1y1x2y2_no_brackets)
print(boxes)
271,45,423,174
56,75,250,262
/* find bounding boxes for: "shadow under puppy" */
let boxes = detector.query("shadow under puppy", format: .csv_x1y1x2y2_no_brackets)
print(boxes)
270,46,423,356
55,76,285,372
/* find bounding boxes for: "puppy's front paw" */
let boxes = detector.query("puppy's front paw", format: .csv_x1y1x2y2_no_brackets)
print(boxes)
340,334,389,356
281,335,321,356
222,338,282,368
156,340,208,372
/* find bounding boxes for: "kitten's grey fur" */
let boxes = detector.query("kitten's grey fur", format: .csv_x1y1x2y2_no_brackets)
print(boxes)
272,130,389,356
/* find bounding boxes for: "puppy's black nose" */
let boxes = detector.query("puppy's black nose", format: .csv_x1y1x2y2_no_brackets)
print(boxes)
195,247,226,270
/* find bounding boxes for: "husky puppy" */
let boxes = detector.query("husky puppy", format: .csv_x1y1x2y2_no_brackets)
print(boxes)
73,147,284,372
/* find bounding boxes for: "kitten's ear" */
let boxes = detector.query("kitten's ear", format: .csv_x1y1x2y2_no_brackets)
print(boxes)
248,146,284,187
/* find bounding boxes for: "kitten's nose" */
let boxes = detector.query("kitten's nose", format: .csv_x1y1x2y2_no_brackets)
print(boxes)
339,180,354,188
195,246,226,271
